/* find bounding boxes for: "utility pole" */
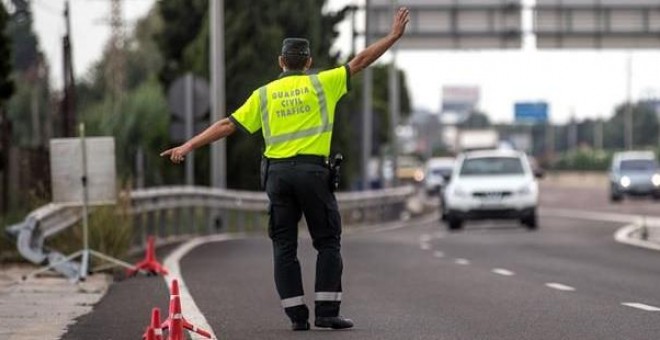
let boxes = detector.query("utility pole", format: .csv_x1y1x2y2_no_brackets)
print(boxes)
107,0,125,115
625,53,633,150
594,117,603,150
361,0,373,190
388,0,399,187
210,0,226,188
61,0,76,137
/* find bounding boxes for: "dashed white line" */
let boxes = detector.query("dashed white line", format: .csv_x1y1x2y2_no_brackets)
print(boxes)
545,283,576,292
420,242,431,250
622,303,660,312
491,268,515,276
433,251,445,258
419,234,432,242
454,258,470,265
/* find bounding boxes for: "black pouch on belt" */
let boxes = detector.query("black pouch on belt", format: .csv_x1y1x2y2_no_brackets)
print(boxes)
328,153,344,192
260,156,269,190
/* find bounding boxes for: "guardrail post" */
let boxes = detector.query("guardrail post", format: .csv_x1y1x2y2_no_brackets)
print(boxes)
173,207,182,236
133,211,145,248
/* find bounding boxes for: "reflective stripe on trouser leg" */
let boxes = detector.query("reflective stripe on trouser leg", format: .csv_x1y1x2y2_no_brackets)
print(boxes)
281,295,306,308
315,292,342,302
315,291,342,318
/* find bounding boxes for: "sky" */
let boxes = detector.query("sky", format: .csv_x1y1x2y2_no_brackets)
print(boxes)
29,0,660,124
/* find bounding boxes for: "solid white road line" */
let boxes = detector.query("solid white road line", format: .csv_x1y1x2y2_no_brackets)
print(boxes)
454,258,470,265
433,251,445,258
621,303,660,312
491,268,515,276
545,283,576,292
163,234,240,340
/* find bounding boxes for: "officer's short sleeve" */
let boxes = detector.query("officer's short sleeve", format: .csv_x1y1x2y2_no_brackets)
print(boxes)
318,65,350,103
229,90,261,134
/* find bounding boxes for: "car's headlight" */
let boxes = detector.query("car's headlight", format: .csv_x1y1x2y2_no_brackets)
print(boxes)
620,176,631,188
652,174,660,187
414,169,425,182
517,184,533,195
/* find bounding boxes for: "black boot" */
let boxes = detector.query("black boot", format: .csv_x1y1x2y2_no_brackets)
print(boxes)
314,316,354,329
291,320,310,331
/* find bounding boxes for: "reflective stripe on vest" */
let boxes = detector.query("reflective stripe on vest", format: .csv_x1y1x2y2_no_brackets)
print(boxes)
259,74,332,146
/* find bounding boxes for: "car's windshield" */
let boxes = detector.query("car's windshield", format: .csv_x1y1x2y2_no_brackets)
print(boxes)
459,157,524,176
619,159,658,171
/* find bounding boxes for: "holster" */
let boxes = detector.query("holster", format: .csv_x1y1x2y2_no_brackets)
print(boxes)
260,157,269,190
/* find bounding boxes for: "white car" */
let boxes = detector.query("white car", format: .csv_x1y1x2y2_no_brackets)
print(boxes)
424,157,454,195
442,150,539,231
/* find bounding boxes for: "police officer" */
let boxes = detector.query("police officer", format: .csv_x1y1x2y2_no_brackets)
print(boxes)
161,7,410,331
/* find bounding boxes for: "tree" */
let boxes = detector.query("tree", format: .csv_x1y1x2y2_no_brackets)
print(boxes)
460,110,491,129
1,2,16,215
0,3,13,102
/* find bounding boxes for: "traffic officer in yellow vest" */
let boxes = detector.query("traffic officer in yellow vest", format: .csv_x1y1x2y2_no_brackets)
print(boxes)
161,7,409,331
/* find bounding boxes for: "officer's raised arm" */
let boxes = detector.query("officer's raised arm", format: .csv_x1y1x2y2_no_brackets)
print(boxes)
160,117,237,164
347,7,410,76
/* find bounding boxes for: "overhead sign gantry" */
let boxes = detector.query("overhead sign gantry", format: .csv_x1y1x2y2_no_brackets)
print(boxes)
370,0,523,49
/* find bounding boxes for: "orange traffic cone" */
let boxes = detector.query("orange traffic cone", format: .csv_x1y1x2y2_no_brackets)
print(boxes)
128,236,169,276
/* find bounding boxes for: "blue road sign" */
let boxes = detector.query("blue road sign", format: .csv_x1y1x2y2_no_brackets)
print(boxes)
515,102,548,124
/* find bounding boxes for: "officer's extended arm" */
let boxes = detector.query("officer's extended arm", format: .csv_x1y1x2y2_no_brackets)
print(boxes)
348,7,410,76
160,117,236,164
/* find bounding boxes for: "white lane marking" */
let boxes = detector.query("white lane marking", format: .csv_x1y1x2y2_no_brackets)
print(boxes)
433,251,445,258
454,258,470,265
420,234,432,242
622,303,660,312
615,224,660,252
420,242,431,250
491,268,515,276
163,234,240,340
545,283,576,292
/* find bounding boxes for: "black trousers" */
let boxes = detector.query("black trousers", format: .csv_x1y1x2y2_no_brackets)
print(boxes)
266,159,343,322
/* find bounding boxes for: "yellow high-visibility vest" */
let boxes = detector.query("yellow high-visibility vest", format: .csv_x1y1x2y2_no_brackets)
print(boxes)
230,66,349,158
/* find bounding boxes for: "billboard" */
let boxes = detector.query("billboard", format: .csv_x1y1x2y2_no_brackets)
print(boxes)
535,0,660,49
442,86,480,114
514,102,549,124
370,0,523,49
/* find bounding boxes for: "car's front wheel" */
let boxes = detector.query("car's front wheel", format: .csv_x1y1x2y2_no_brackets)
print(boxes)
521,211,538,230
447,216,464,231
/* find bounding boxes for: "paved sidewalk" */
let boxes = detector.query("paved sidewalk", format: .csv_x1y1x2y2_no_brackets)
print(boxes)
0,265,110,340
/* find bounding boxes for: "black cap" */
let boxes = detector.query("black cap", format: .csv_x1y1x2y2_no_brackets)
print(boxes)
282,38,310,57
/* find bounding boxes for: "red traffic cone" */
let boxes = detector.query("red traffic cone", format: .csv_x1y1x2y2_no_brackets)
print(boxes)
143,327,156,340
128,236,169,277
166,296,185,340
162,279,213,339
142,308,163,340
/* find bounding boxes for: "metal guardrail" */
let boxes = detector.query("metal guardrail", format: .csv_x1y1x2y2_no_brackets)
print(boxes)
5,186,417,278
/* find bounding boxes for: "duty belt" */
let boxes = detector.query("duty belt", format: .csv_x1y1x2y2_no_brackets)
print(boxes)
268,155,327,166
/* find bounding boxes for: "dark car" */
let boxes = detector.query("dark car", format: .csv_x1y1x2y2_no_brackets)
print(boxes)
609,151,660,202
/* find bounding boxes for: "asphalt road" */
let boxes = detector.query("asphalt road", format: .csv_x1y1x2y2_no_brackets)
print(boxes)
63,184,660,340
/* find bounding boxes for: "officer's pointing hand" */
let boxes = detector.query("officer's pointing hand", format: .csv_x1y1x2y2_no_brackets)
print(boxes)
390,7,410,39
160,144,191,164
